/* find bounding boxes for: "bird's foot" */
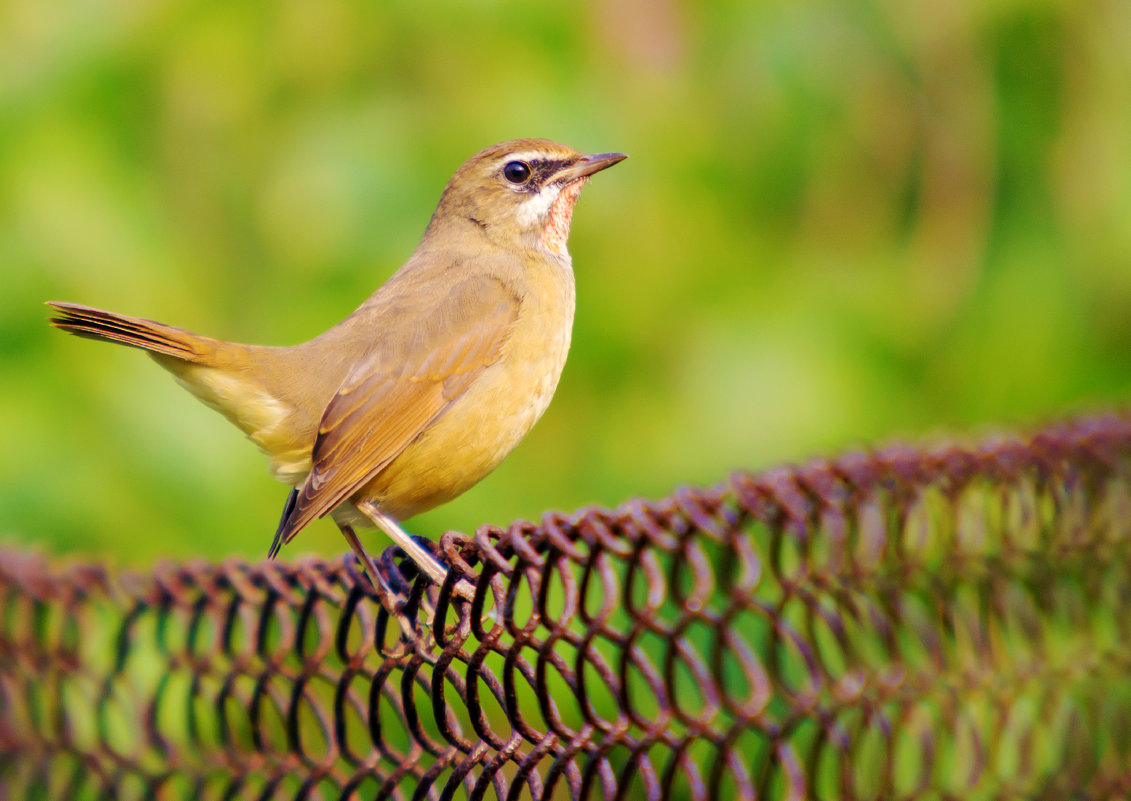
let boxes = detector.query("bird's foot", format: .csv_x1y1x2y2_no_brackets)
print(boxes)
355,501,476,602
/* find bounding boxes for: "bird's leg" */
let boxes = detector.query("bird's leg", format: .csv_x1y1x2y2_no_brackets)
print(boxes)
336,522,402,603
355,501,446,584
355,500,476,601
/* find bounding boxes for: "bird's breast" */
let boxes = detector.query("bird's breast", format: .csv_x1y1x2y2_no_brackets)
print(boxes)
360,261,576,520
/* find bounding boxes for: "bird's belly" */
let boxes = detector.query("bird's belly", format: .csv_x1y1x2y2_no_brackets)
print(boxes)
354,310,573,522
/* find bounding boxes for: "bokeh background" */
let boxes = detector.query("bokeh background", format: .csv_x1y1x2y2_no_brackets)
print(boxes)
1,0,1129,566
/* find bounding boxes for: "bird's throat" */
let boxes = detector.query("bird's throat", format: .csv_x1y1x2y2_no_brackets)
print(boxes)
540,178,587,258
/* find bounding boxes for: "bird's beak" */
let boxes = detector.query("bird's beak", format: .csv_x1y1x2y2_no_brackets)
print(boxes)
554,152,628,183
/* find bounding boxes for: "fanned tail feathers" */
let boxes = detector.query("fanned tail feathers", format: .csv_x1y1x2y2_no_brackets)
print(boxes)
46,301,210,362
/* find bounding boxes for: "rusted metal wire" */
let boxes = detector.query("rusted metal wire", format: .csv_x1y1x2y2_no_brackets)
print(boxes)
2,413,1131,800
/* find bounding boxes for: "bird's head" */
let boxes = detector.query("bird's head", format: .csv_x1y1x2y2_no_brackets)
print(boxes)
426,138,626,259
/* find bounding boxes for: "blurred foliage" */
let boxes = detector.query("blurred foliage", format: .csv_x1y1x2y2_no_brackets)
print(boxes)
0,0,1128,565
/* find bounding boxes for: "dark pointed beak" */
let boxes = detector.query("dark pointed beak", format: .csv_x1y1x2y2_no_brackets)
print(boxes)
555,152,628,183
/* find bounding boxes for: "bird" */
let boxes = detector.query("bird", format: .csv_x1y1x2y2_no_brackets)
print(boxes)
47,138,626,598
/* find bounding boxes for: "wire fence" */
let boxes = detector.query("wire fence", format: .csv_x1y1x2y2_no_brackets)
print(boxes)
2,413,1131,800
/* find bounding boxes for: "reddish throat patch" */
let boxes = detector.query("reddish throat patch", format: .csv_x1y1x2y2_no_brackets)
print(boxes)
540,178,587,258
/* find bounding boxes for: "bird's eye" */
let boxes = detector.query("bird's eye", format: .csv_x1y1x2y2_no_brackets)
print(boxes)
503,161,532,184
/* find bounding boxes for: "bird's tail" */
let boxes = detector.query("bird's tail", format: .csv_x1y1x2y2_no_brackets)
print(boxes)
46,301,217,363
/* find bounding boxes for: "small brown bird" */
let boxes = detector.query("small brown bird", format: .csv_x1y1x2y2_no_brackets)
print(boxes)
48,138,625,596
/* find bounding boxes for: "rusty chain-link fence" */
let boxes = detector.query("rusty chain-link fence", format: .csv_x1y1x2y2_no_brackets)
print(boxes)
2,413,1131,800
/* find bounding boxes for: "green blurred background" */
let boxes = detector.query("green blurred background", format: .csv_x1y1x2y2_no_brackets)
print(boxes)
1,0,1128,566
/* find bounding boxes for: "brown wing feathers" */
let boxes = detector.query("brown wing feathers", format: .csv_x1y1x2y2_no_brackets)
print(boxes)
47,302,207,362
272,276,520,546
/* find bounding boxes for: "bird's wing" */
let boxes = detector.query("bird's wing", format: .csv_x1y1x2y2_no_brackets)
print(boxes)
271,274,520,549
